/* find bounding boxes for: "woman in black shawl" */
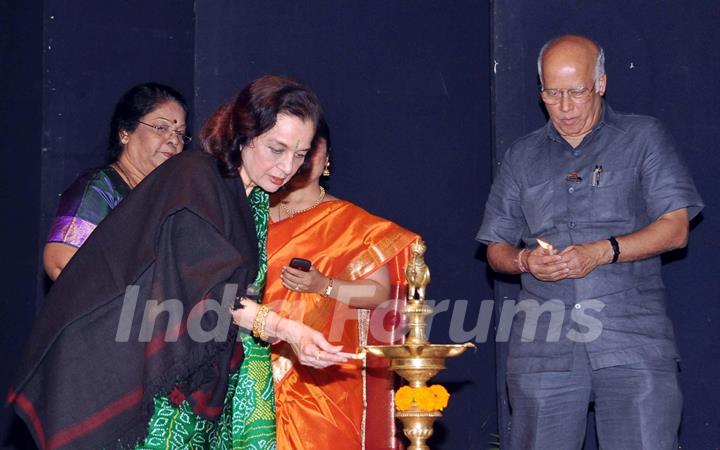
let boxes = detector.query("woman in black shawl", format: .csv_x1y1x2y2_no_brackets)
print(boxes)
10,75,348,450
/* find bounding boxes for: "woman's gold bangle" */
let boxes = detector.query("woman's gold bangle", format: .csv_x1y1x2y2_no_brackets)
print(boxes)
251,305,271,341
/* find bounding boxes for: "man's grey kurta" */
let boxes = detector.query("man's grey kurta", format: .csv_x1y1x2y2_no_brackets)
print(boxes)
477,103,703,374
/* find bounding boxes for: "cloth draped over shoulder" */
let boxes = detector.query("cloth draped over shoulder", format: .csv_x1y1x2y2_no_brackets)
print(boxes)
135,187,276,450
268,200,418,450
10,150,259,450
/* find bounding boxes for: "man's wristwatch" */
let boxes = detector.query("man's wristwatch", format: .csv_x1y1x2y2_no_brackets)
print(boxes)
608,236,620,264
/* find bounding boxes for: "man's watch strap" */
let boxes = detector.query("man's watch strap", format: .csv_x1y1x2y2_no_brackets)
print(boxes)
608,236,620,264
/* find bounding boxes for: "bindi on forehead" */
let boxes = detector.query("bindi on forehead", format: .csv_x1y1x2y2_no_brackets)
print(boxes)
152,116,183,126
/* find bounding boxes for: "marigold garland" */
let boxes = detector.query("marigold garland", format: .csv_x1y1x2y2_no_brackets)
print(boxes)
395,385,450,412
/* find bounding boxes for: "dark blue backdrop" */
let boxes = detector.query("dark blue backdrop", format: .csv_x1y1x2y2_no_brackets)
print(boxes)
0,0,42,447
2,1,718,449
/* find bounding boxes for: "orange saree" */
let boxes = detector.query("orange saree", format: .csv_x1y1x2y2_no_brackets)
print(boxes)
267,200,417,450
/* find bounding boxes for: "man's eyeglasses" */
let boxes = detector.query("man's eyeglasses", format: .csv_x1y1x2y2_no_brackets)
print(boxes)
540,87,594,105
137,121,192,144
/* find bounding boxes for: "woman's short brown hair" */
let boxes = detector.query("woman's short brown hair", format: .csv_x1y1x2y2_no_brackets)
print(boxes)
200,75,323,177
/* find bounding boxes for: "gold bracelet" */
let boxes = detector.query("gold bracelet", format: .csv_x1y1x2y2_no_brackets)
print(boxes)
321,277,334,297
251,305,271,341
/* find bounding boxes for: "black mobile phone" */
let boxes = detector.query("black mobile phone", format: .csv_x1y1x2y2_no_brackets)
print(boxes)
289,257,312,272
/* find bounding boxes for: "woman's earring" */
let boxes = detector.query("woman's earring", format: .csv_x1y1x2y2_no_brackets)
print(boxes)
322,157,331,177
120,133,129,145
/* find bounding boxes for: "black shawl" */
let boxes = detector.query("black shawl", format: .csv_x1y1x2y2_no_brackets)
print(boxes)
10,150,259,449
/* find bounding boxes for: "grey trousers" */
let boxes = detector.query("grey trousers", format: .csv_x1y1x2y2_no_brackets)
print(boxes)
506,346,682,450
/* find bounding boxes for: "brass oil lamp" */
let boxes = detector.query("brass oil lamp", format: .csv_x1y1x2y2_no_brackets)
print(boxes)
365,239,474,450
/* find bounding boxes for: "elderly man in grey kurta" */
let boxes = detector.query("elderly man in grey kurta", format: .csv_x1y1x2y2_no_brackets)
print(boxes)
476,35,703,450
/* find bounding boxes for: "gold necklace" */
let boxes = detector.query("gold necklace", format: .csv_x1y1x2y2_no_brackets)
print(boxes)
112,162,139,189
279,186,326,217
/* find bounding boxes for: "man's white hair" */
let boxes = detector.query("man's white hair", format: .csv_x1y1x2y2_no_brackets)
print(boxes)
537,37,605,92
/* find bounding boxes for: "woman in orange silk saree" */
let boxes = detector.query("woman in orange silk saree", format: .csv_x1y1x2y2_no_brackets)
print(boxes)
267,120,418,449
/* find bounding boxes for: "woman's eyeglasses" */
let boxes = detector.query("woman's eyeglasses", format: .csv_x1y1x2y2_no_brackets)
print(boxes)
137,121,192,144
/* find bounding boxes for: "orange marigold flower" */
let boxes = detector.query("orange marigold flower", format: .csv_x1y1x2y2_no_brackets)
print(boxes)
395,385,452,412
429,384,450,410
415,389,436,411
395,386,415,411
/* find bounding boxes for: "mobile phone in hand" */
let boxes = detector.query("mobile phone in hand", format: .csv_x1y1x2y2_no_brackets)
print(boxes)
289,257,312,272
